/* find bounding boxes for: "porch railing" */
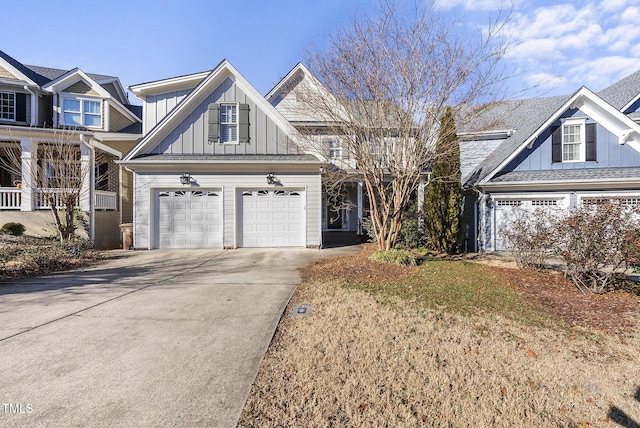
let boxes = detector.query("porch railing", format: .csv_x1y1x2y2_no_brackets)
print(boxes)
95,191,117,210
34,189,80,210
0,188,21,210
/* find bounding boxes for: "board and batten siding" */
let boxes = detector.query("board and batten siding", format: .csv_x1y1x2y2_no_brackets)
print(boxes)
143,89,191,134
133,172,321,249
151,77,300,156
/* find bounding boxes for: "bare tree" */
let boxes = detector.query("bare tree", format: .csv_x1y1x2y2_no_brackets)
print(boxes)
299,0,510,250
0,128,112,241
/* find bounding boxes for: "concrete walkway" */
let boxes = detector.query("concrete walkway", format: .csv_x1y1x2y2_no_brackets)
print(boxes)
0,247,357,427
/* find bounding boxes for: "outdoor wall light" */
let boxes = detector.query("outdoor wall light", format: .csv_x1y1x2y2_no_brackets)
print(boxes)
266,173,277,185
180,173,191,185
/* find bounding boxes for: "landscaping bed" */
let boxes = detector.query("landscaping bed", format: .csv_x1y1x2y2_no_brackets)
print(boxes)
0,235,101,280
239,245,640,427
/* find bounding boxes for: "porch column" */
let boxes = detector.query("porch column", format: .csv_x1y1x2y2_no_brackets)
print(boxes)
417,178,425,233
20,140,36,211
79,144,91,212
357,181,363,235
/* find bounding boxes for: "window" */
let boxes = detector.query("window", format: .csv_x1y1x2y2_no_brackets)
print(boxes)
0,92,15,121
562,119,584,162
327,138,341,159
219,103,238,143
62,98,102,128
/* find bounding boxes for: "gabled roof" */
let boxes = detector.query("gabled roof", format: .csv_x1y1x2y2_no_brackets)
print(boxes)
123,60,314,162
464,86,640,187
461,95,569,186
598,69,640,111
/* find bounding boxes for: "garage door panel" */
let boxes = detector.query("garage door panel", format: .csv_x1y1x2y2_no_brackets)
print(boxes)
240,189,304,247
157,190,222,249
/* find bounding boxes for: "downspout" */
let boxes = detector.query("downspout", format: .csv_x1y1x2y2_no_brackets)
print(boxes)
23,86,37,126
79,134,95,243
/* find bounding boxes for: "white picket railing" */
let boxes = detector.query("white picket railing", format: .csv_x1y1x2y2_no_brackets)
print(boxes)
95,191,117,210
34,189,80,210
0,188,21,210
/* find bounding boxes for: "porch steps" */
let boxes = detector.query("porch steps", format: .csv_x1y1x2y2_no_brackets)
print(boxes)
322,231,364,248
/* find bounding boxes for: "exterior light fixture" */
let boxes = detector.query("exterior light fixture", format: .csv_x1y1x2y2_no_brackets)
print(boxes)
266,173,277,185
485,193,493,207
180,173,191,185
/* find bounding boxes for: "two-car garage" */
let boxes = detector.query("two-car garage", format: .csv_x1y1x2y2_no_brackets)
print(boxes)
155,188,305,249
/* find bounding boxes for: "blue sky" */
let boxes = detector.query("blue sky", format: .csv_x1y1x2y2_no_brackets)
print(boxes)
4,0,640,102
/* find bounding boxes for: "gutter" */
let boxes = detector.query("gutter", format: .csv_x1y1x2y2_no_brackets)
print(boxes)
23,85,38,127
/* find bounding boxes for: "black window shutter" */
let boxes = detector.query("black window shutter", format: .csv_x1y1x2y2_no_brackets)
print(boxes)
551,125,562,163
207,103,219,143
15,93,26,122
239,103,250,143
585,123,597,161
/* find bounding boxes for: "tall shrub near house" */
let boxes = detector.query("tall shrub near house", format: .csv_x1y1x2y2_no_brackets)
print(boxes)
424,107,462,254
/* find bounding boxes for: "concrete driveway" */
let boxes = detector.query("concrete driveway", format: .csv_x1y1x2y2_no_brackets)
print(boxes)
0,248,324,427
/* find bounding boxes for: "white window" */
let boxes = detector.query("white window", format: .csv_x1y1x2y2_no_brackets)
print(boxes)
219,103,238,143
0,92,15,121
327,138,342,159
62,98,102,128
562,119,585,162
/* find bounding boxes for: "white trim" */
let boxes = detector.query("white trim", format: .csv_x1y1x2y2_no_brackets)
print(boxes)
560,117,586,162
0,57,38,86
0,90,16,122
60,96,103,129
129,71,210,98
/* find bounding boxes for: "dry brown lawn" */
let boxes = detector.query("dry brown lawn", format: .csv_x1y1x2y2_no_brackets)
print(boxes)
239,247,640,427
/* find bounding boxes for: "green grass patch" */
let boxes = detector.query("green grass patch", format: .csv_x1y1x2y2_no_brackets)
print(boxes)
345,259,556,326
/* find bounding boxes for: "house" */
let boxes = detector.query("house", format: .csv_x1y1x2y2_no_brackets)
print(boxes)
460,70,640,252
0,51,142,248
121,60,324,249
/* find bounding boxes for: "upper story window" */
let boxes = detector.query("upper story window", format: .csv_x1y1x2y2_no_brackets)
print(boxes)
219,103,238,144
562,119,584,162
0,92,15,121
327,138,342,159
62,98,102,128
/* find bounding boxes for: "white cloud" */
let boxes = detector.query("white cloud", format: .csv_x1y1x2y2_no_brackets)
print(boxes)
566,56,640,90
434,0,521,11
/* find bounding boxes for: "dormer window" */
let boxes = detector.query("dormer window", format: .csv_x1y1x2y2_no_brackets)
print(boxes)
62,98,102,128
0,92,15,121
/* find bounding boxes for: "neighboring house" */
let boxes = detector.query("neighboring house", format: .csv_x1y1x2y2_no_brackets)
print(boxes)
121,60,323,249
460,70,640,252
0,51,142,248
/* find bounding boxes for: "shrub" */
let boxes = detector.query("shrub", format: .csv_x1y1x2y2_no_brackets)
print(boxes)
502,207,556,270
1,222,26,236
369,249,418,266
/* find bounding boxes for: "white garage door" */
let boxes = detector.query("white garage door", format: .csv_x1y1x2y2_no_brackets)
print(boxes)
494,198,563,250
240,189,304,247
157,190,222,248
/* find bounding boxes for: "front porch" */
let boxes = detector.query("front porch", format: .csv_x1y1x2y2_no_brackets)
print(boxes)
0,138,119,212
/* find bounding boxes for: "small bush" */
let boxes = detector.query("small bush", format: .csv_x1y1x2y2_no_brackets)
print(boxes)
1,222,26,236
369,249,418,266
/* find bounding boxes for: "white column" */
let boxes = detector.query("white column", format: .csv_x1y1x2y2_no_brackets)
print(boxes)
357,181,363,235
20,140,36,211
80,144,91,212
104,100,110,132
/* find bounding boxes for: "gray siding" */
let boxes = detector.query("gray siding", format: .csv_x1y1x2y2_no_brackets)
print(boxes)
109,106,133,132
133,172,321,249
144,89,190,132
151,78,299,156
62,81,99,96
502,108,640,173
